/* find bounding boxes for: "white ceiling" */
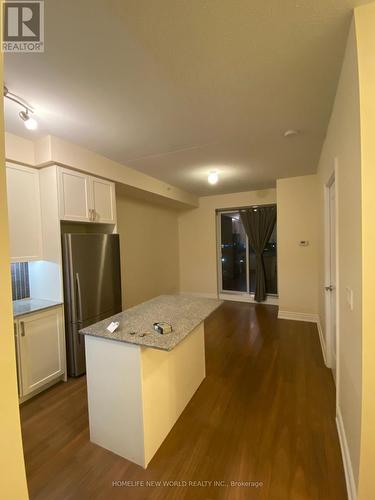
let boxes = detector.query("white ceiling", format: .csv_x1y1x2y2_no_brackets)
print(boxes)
4,0,369,196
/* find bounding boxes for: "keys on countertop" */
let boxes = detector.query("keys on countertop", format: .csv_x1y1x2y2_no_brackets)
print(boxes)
127,331,151,337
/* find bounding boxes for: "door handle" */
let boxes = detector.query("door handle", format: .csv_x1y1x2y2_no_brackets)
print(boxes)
325,285,334,291
89,208,98,221
75,273,83,324
75,273,84,344
20,321,25,336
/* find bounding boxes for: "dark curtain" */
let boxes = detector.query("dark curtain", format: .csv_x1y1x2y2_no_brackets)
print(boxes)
240,206,276,302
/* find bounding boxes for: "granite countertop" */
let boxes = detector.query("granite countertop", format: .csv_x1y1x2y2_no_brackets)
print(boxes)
13,298,63,318
80,294,223,351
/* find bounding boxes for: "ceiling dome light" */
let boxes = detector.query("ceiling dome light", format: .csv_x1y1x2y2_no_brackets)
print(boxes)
208,171,219,185
19,110,38,130
284,129,299,138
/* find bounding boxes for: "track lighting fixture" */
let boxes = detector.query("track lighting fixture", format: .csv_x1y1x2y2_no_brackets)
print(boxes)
19,110,38,130
3,86,38,131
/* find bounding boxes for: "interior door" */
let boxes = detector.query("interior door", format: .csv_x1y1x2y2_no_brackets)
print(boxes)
329,180,337,381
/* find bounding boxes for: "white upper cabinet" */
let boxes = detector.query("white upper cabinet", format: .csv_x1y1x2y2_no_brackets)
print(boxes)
58,167,116,224
6,163,43,262
58,168,91,222
90,177,116,223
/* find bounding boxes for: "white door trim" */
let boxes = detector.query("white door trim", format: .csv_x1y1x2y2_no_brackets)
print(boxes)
216,210,250,296
216,209,277,303
324,160,340,390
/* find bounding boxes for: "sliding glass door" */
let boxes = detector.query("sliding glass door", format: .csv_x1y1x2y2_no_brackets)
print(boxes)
219,212,248,292
217,208,277,297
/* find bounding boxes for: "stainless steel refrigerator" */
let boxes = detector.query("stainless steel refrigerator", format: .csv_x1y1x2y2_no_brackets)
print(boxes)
62,233,122,377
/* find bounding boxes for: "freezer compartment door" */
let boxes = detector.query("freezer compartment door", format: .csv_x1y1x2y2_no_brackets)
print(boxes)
66,322,86,377
67,309,120,377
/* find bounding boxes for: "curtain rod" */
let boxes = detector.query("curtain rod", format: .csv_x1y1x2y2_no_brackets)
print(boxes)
215,203,276,213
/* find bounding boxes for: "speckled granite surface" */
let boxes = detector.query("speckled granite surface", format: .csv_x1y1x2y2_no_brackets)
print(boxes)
13,298,63,318
80,294,223,351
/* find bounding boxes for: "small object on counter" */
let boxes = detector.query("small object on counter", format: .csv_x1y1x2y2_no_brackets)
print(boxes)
107,321,120,333
129,331,136,336
153,322,173,335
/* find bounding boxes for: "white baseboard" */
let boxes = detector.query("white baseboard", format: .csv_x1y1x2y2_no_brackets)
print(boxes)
316,319,328,366
179,291,219,299
336,406,357,500
278,310,328,367
219,292,278,305
277,310,319,323
180,291,279,305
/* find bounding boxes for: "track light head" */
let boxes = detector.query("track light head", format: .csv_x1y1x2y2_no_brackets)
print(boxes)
19,110,38,130
4,85,38,131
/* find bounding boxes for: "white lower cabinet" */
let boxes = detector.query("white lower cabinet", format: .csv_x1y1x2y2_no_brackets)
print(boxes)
14,306,66,401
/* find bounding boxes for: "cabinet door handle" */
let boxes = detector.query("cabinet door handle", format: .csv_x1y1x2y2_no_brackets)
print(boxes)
20,321,25,336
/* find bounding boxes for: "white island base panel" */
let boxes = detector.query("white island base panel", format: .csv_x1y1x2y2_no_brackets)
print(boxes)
85,322,205,468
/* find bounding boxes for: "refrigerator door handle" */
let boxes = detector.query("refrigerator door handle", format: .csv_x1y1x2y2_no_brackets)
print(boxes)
75,273,84,343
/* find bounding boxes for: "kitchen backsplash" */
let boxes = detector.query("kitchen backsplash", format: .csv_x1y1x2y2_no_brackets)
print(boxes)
11,262,30,301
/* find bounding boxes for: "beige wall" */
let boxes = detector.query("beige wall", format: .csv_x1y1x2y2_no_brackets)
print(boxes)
317,19,362,491
356,4,375,499
178,189,276,296
277,175,320,315
5,132,35,165
0,68,29,496
116,191,180,309
5,132,198,208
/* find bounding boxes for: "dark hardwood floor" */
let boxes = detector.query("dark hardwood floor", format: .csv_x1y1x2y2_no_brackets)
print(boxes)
20,302,347,500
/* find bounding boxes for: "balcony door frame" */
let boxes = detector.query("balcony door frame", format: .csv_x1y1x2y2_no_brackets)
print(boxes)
216,208,278,305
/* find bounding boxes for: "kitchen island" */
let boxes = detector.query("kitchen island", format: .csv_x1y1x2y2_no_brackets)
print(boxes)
80,294,222,468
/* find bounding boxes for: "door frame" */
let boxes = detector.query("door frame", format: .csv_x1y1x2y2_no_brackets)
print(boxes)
216,209,279,304
324,160,339,388
216,210,250,297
